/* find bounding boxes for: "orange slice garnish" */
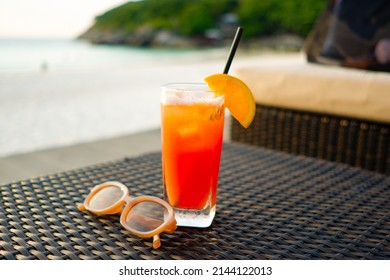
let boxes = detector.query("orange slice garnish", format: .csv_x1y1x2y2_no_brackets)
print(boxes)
205,73,255,128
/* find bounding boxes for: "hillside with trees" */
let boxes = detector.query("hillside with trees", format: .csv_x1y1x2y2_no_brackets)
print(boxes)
79,0,328,48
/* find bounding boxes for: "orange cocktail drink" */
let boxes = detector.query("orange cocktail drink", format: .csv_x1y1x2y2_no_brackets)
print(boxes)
161,83,224,227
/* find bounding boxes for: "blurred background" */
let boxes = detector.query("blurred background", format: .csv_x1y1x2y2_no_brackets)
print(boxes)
0,0,327,182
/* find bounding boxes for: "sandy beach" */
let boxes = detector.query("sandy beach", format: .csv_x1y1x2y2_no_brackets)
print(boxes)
0,50,301,158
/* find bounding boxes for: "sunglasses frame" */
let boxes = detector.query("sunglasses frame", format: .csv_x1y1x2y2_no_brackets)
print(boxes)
78,181,176,249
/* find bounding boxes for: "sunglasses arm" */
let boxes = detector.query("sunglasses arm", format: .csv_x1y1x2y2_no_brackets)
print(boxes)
152,234,161,249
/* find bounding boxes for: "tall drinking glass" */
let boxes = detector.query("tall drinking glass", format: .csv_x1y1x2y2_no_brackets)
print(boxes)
161,83,224,227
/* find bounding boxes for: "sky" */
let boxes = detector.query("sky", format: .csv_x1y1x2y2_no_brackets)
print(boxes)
0,0,129,39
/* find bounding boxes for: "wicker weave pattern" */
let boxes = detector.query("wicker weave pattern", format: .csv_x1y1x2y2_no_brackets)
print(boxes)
231,104,390,174
1,143,389,260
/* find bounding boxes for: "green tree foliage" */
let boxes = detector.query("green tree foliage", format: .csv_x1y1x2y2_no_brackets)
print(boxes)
179,4,214,35
93,0,327,38
238,0,328,37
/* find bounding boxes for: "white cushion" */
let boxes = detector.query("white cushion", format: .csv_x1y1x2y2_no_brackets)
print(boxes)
233,53,390,123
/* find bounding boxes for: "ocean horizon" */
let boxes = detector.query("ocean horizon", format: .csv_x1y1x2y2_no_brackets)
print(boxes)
0,38,230,75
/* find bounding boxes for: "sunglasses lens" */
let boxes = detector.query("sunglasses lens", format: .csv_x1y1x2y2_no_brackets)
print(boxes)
89,186,124,211
125,202,167,232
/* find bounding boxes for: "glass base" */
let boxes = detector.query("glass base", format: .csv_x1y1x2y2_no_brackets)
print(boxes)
173,205,216,228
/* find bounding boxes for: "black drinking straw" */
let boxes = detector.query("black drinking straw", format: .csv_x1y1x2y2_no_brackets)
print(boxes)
223,26,244,74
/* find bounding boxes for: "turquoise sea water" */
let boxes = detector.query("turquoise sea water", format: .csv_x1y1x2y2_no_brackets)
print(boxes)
0,38,228,156
0,38,226,75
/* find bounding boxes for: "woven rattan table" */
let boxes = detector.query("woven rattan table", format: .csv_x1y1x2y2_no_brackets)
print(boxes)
1,142,389,260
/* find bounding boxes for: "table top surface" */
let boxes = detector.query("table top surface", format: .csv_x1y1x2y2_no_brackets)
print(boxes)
1,142,389,260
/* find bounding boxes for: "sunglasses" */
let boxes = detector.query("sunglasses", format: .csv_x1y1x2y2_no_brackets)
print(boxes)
78,181,177,249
